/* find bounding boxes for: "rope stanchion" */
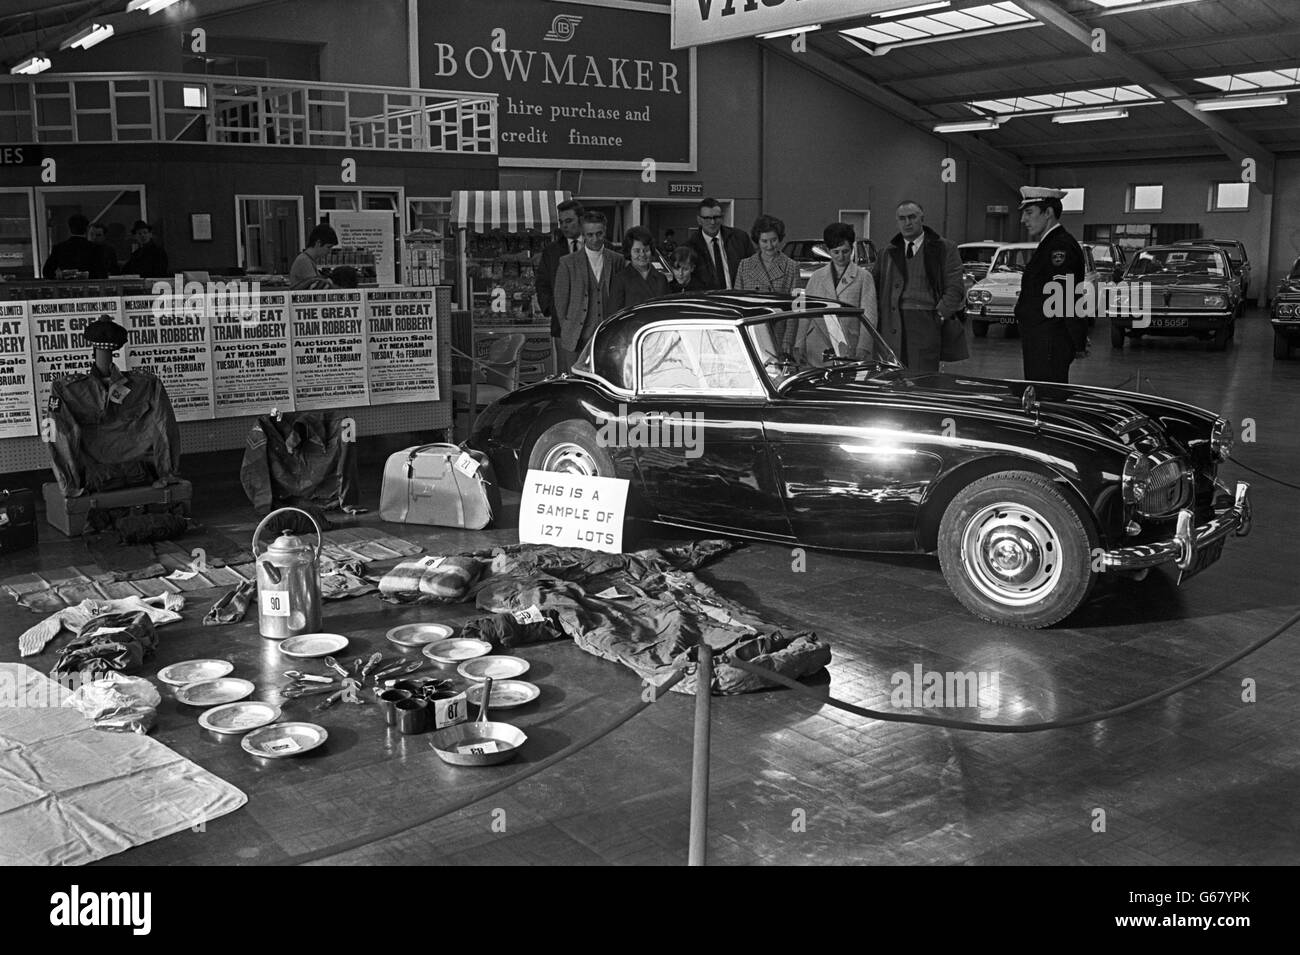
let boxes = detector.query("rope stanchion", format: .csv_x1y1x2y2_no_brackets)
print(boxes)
723,607,1300,734
1229,455,1300,492
688,643,712,867
278,666,688,866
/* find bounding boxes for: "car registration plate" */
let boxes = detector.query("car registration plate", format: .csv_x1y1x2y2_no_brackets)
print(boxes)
998,315,1016,325
1149,316,1189,329
1177,537,1225,585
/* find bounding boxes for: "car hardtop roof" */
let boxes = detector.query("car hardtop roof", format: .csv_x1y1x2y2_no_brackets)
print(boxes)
1173,238,1244,246
1142,243,1227,253
609,290,859,326
960,240,1001,246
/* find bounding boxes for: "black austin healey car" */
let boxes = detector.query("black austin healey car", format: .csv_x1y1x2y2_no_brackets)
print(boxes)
467,292,1251,629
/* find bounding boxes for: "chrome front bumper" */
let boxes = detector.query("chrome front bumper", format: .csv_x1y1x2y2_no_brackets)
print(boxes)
1102,481,1251,572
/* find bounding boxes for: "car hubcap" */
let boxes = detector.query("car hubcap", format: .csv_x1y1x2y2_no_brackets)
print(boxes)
961,502,1063,607
541,442,600,476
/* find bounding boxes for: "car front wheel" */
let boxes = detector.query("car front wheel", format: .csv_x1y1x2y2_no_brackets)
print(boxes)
937,470,1098,629
527,420,615,478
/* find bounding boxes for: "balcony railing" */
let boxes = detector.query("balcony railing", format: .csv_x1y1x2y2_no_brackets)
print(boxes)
0,72,497,155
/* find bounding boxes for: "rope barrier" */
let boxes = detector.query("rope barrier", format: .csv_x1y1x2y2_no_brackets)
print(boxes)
278,666,687,866
1229,455,1300,492
724,607,1300,734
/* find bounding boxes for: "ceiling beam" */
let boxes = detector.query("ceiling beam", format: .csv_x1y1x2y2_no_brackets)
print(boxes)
1015,0,1276,193
766,43,1030,193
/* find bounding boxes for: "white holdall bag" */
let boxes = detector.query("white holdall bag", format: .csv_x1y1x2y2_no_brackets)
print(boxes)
379,444,500,529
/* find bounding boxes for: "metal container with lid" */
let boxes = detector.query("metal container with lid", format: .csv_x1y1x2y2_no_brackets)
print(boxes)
252,507,323,639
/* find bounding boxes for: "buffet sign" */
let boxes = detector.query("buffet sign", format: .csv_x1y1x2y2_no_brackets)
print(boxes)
211,290,295,418
289,289,370,411
0,301,37,439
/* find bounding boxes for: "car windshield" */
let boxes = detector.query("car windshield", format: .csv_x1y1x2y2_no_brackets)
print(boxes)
782,241,823,261
744,310,900,387
1127,249,1228,277
961,246,997,264
991,248,1033,272
1089,244,1115,264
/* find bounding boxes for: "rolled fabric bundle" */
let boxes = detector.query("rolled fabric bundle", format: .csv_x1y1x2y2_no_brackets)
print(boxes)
416,555,482,601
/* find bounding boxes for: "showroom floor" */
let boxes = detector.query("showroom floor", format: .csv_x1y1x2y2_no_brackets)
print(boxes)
3,311,1297,866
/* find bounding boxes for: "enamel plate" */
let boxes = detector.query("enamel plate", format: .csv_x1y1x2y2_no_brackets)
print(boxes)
465,679,540,709
386,623,454,648
279,633,349,658
198,701,281,735
175,677,256,708
157,659,234,686
422,637,492,664
241,722,328,759
457,655,531,683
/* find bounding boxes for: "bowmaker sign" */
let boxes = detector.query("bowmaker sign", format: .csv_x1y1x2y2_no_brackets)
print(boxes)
670,0,908,49
420,0,695,170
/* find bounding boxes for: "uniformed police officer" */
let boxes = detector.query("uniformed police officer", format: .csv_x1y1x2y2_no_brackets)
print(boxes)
1014,186,1088,383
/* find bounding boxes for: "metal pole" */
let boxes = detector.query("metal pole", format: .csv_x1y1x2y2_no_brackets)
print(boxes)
688,643,713,867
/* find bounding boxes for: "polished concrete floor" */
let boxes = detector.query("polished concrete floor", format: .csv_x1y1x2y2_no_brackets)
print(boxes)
2,309,1297,866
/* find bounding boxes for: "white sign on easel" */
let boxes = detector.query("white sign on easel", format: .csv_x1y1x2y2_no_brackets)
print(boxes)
518,469,629,554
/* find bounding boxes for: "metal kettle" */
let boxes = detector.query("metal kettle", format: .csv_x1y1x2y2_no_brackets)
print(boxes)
252,507,323,639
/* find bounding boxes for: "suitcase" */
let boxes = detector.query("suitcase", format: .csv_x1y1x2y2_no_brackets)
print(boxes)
42,480,193,537
0,487,37,554
379,444,500,529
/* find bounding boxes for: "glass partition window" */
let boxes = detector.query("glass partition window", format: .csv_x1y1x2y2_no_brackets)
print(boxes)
0,190,36,279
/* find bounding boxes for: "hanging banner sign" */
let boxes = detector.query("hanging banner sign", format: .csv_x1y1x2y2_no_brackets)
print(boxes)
364,288,439,404
29,298,124,413
211,290,295,418
122,296,215,422
0,301,37,439
290,290,369,410
670,0,904,49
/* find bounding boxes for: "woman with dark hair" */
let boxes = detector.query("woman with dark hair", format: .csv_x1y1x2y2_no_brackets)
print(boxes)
805,221,877,318
608,225,669,311
668,246,707,292
735,214,797,294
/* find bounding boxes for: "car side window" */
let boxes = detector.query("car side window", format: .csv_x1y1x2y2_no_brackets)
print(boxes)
639,326,761,394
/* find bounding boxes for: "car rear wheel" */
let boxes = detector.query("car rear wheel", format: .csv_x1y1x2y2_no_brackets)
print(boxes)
527,421,615,477
937,471,1097,629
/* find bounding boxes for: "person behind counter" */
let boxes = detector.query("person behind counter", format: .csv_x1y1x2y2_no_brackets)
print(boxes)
289,225,339,289
42,214,108,280
123,220,170,278
88,222,119,276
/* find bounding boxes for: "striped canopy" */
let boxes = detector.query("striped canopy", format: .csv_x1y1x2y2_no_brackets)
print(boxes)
452,190,572,234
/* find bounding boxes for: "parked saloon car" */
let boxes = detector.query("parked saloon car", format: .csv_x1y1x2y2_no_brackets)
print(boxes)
966,242,1101,337
1088,241,1127,283
468,292,1252,629
783,238,877,289
1173,238,1251,303
958,241,1002,290
1271,256,1300,359
1110,244,1242,351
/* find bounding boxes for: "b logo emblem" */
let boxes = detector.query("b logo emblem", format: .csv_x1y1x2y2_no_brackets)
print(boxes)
544,15,582,42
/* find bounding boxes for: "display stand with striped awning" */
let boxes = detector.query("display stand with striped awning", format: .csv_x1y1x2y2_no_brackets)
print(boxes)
452,190,572,234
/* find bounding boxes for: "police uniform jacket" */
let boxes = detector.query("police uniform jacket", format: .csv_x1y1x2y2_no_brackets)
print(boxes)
1015,224,1087,347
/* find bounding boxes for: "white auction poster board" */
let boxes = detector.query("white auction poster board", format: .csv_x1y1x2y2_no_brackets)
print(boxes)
364,287,439,404
0,301,37,438
519,469,629,554
29,297,124,413
122,295,215,422
211,290,295,418
289,289,369,410
328,210,396,285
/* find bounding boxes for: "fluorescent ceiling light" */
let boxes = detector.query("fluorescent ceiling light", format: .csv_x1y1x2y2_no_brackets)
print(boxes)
60,23,115,50
758,25,821,39
127,0,181,14
1052,108,1129,123
934,118,1001,133
1196,93,1288,111
10,54,51,75
874,1,951,16
1087,0,1136,7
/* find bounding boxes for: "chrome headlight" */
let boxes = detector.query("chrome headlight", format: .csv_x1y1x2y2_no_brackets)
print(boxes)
1203,294,1226,308
1122,451,1151,505
968,289,991,305
1210,416,1233,462
1276,302,1296,318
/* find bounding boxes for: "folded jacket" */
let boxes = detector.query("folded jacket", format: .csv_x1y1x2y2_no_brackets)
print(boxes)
18,593,184,657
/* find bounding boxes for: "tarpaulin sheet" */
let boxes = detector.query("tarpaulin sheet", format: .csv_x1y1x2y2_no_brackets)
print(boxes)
0,664,246,865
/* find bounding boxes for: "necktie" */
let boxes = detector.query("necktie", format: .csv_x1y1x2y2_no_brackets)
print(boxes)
571,239,578,253
907,241,915,259
712,236,727,289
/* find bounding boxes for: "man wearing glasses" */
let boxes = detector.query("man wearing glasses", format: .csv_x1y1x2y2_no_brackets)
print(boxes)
685,197,755,290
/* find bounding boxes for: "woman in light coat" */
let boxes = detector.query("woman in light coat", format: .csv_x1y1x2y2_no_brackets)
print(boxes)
793,222,878,362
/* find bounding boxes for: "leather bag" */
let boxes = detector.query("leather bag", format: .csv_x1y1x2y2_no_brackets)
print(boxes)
379,444,500,529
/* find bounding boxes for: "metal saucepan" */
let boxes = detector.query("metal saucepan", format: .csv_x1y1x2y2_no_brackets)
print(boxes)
427,677,527,767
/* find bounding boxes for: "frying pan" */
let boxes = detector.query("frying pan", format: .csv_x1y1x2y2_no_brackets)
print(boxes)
427,677,527,767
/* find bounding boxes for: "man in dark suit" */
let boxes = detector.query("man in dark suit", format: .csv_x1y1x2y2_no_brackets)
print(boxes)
1014,187,1087,383
685,197,754,290
535,199,584,374
42,214,107,280
554,212,623,369
88,222,119,276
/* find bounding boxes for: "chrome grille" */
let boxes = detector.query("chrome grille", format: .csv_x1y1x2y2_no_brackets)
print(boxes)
1140,459,1189,516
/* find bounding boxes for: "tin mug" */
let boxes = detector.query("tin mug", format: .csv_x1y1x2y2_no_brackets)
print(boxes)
378,688,412,727
426,690,467,730
395,698,427,735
